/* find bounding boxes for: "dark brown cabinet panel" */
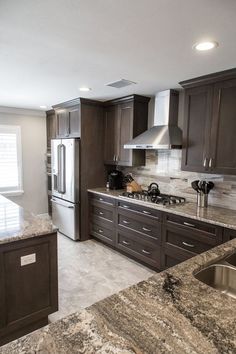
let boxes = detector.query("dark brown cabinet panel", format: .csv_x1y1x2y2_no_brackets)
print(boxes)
104,105,119,165
223,228,236,242
0,233,58,346
56,110,69,137
182,85,212,172
104,95,149,167
210,79,236,174
68,107,81,137
180,69,236,175
46,110,56,148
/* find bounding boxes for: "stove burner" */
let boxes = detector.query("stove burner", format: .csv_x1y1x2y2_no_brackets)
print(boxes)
120,190,185,206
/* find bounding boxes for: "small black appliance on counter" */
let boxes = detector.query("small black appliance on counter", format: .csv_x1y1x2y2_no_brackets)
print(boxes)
108,170,123,190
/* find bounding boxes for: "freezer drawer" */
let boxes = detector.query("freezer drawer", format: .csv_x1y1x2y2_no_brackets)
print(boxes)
52,197,80,240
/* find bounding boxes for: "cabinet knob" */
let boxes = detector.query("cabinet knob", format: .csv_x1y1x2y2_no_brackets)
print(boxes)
99,211,104,215
98,229,103,233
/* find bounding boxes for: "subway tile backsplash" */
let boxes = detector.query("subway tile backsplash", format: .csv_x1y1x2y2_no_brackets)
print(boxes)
120,150,236,211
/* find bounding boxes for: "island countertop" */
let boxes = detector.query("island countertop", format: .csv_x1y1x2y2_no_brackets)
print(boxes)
88,187,236,230
1,238,236,354
0,194,56,245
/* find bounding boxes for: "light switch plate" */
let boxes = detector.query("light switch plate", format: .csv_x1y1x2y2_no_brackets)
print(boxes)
20,253,36,266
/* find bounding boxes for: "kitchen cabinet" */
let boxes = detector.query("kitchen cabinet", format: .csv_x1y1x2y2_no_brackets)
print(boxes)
180,68,236,175
46,110,56,148
55,106,81,138
0,233,58,346
89,192,229,271
104,95,150,167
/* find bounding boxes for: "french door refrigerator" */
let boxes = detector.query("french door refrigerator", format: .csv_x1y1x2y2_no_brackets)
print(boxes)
51,138,80,240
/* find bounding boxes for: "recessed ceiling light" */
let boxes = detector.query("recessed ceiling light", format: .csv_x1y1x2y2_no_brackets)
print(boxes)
193,41,219,51
39,105,47,109
79,87,91,92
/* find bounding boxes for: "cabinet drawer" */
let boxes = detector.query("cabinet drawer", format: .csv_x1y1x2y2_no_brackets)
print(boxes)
165,214,222,239
90,222,115,245
118,200,162,220
223,228,236,242
90,204,114,222
165,228,214,254
117,230,160,268
161,244,196,270
90,193,115,206
118,211,161,242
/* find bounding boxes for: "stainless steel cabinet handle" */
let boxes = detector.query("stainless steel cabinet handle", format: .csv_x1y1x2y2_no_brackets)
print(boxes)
99,198,104,201
98,229,103,233
142,227,151,232
142,210,151,215
122,220,130,224
99,211,104,215
209,158,213,168
142,249,151,255
122,205,130,209
182,241,195,248
183,222,195,228
122,240,130,246
203,157,207,168
113,155,116,162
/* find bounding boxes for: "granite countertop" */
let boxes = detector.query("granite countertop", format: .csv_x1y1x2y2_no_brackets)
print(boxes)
88,187,236,230
0,195,56,245
1,238,236,353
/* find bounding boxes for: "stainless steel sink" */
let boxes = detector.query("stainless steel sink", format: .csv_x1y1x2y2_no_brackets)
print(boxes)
224,253,236,267
195,264,236,299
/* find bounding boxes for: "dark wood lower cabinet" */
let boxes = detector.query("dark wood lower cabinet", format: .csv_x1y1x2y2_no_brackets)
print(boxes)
0,233,58,346
89,193,231,271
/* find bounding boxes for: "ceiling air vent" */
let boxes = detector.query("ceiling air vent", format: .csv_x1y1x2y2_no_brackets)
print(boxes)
106,79,137,89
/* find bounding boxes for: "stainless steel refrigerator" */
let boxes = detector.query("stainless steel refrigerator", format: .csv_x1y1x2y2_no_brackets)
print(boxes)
51,139,80,240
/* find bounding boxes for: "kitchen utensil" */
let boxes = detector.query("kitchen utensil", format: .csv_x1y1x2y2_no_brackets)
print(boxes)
147,183,160,197
124,174,142,192
191,180,200,193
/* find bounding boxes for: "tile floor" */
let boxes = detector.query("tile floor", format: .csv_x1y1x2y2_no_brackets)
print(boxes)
49,234,155,322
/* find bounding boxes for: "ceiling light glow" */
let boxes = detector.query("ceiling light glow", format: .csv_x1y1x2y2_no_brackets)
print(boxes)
39,105,47,109
79,87,91,92
193,41,219,51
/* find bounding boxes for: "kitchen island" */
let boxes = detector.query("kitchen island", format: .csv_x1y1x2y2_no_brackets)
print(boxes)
0,237,235,353
0,195,58,346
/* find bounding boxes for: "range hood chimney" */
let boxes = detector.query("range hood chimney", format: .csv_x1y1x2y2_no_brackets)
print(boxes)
124,89,182,150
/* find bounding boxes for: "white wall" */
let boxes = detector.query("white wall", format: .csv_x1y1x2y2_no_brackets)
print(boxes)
0,107,48,214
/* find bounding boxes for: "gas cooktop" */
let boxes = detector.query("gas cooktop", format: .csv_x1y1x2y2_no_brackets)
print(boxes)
120,191,186,206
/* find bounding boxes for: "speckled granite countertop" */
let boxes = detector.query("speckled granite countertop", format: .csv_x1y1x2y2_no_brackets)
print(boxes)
0,195,56,245
1,238,236,353
88,188,236,230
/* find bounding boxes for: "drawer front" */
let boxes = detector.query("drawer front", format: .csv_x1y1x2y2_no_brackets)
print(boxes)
165,228,214,254
89,193,115,206
90,222,115,245
118,211,161,242
91,204,114,222
118,200,162,220
164,214,221,236
117,231,160,268
223,228,236,242
161,244,196,270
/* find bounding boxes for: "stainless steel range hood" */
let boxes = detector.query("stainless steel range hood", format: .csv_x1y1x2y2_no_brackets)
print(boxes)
124,89,182,150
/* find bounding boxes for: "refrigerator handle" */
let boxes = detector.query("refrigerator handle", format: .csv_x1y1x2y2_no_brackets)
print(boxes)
57,144,61,193
60,144,66,194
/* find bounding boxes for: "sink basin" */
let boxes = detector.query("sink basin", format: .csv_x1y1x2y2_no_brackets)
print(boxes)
195,264,236,299
224,253,236,267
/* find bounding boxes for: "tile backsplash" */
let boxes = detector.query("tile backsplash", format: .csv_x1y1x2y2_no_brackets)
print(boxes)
120,150,236,211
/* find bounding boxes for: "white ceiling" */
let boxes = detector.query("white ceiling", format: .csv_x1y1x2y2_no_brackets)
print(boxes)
0,0,236,110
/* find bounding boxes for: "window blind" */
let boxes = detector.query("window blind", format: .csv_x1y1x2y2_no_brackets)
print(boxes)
0,125,22,193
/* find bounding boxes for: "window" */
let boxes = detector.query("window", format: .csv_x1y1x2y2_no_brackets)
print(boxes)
0,125,23,195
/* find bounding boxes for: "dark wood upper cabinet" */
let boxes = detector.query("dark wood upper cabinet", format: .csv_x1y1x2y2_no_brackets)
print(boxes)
104,105,119,165
56,110,69,137
46,110,56,148
104,95,150,167
180,68,236,175
68,106,81,137
182,85,213,172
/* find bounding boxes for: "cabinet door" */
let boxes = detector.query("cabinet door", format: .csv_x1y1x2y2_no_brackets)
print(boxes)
46,112,56,148
104,106,119,165
56,110,69,137
210,79,236,174
117,103,133,166
68,107,81,137
182,85,213,172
